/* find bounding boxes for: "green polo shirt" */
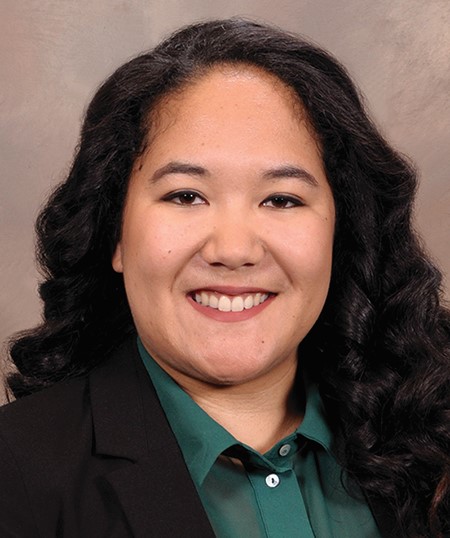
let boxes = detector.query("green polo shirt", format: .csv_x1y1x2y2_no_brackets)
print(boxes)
138,339,381,537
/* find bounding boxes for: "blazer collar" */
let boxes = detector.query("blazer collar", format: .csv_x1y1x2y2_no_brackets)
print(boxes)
89,337,215,537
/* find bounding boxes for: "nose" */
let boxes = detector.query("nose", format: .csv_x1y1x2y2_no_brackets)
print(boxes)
200,210,265,269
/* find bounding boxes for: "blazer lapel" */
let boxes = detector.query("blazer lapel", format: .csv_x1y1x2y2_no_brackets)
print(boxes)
104,453,215,538
89,338,215,538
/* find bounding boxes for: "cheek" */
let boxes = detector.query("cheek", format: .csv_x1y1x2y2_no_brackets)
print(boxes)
281,220,334,288
122,215,200,280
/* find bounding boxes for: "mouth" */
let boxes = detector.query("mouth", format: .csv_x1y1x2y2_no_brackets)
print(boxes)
189,289,275,313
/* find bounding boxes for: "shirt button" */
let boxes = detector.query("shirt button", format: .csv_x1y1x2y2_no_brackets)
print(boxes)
265,473,280,488
278,444,291,456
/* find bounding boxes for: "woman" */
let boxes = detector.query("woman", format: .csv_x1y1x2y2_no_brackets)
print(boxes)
1,19,448,537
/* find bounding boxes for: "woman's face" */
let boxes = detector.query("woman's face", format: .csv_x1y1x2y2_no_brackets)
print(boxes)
113,65,335,387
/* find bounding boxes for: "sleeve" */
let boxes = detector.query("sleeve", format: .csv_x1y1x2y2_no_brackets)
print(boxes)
0,433,41,538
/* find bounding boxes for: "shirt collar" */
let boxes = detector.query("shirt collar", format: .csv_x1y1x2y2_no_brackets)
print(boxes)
138,338,334,486
297,382,333,453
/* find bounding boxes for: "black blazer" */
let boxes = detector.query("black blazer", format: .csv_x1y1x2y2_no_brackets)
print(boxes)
0,338,396,537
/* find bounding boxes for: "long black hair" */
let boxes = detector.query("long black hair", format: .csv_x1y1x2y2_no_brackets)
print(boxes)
7,19,450,536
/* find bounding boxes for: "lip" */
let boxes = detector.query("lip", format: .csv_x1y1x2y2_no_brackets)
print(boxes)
187,291,276,322
189,285,273,296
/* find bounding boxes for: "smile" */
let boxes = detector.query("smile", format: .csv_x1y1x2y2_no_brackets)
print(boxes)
193,291,271,312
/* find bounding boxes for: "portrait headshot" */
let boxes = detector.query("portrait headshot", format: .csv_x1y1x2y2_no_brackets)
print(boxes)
1,3,449,538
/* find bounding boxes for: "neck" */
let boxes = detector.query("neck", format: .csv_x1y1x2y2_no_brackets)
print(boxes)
175,361,304,454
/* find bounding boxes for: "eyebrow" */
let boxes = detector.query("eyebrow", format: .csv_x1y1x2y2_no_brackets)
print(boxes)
150,161,318,187
262,165,318,187
151,162,209,182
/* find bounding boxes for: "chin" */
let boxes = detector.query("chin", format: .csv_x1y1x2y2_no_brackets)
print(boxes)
194,356,280,387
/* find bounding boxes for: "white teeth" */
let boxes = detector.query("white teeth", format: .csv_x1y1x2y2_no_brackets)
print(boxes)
218,296,231,312
244,296,254,309
209,295,219,308
194,291,271,311
231,296,244,312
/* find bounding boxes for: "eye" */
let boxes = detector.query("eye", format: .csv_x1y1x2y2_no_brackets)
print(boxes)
262,194,304,209
162,190,206,205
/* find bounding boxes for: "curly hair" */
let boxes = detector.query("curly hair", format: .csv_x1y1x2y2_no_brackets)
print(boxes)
7,18,449,536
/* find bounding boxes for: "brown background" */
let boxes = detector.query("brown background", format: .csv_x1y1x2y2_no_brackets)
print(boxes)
1,1,449,395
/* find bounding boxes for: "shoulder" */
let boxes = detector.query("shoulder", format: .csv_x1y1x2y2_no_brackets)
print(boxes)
0,375,92,535
0,337,139,447
0,337,144,473
0,374,89,446
0,375,92,483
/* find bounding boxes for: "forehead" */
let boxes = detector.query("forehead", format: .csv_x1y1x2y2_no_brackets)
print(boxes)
140,64,320,162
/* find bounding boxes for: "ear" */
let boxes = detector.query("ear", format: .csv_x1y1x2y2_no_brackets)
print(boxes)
112,242,124,273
